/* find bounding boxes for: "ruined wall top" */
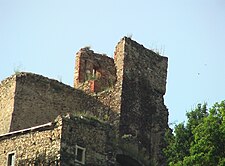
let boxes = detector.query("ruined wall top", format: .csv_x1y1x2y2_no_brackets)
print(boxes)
122,37,168,94
74,47,116,92
0,72,118,135
73,37,168,165
74,37,168,95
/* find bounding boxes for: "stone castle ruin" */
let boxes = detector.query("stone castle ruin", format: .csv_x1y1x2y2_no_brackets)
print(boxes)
0,37,168,165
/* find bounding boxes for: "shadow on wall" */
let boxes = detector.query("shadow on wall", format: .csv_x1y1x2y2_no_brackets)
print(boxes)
116,154,142,166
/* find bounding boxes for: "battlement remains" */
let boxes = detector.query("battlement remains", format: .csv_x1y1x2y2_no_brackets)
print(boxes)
74,48,116,93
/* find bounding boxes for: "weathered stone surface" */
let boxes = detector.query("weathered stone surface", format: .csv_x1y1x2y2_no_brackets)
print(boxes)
0,37,169,165
0,115,116,165
0,118,62,165
118,37,168,165
73,37,169,165
74,48,116,93
60,115,116,165
0,72,118,134
0,75,16,134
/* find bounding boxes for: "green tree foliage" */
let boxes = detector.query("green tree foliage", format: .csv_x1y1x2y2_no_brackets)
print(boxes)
164,101,225,166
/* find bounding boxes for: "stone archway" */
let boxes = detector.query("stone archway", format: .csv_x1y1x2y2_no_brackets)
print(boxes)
116,154,142,166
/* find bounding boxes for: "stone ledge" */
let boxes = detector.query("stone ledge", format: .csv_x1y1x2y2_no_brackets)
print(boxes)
0,122,53,140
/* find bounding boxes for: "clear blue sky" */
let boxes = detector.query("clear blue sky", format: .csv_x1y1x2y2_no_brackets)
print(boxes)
1,0,225,125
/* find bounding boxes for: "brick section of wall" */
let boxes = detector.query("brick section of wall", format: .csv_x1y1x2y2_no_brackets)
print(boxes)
74,48,116,93
7,72,117,133
0,75,16,134
118,37,168,165
86,39,126,123
0,118,62,165
60,115,116,165
74,39,126,114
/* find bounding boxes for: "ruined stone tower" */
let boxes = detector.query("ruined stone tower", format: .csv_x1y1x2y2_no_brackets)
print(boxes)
74,37,168,165
0,37,168,165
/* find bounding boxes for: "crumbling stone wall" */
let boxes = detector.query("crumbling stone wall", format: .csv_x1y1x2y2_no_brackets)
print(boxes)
0,75,16,134
117,37,168,165
73,37,169,165
0,36,169,165
74,48,116,93
0,72,118,135
73,46,125,124
60,115,116,165
0,115,116,165
0,118,62,165
73,40,126,116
